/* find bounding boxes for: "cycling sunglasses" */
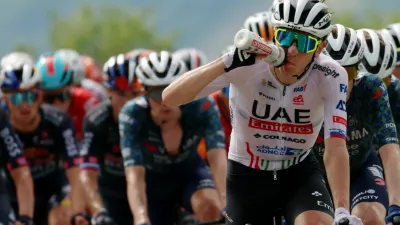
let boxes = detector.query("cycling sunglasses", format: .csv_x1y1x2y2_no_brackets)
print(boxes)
6,91,39,106
146,87,166,101
43,90,72,104
274,28,322,53
396,47,400,66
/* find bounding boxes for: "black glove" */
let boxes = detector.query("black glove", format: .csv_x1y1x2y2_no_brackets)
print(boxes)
222,48,256,72
91,210,116,225
17,215,34,225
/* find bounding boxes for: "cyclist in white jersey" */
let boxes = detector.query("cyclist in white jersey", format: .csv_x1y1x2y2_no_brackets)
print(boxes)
163,0,361,224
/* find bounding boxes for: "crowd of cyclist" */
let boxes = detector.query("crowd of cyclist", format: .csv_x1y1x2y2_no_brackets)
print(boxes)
0,0,400,225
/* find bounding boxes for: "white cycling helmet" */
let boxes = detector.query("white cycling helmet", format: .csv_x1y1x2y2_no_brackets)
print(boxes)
244,11,274,42
1,52,34,69
173,48,208,71
357,29,397,79
0,63,41,92
56,49,85,85
381,23,400,65
324,24,364,67
271,0,332,39
136,51,187,87
220,45,235,56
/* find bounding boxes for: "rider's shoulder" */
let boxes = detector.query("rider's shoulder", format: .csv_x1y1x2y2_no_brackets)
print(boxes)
182,96,216,114
85,101,112,125
356,73,384,89
310,54,347,81
41,104,71,126
121,96,148,114
71,86,98,102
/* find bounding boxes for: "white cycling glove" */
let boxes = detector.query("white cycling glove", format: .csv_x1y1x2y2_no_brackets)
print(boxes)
333,208,363,225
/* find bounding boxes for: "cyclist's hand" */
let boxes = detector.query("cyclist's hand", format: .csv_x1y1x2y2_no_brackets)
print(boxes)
333,208,363,225
91,210,116,225
15,215,34,225
386,205,400,225
71,212,91,225
222,48,259,72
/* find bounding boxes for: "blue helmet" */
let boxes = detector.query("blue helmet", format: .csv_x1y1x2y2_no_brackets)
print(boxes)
36,52,73,90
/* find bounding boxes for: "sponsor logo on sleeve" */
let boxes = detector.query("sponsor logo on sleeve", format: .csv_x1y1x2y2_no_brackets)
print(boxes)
335,100,346,112
329,128,346,139
332,116,347,126
312,64,339,78
339,84,347,93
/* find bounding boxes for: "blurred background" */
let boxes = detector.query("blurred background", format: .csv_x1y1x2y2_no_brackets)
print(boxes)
0,0,398,63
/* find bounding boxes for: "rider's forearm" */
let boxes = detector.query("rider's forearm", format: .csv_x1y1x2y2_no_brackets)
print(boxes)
125,166,150,225
67,167,86,214
207,149,227,207
162,58,226,107
11,167,34,217
379,144,400,205
80,170,104,215
324,144,350,210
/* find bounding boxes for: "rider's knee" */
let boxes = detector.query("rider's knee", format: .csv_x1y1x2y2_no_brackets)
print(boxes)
294,210,332,225
191,189,220,220
48,205,72,225
352,202,386,225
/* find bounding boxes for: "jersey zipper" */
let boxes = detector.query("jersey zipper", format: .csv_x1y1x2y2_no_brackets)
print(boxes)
274,85,287,180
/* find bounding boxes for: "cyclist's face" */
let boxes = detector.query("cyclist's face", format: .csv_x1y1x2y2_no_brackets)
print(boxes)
393,65,400,78
42,86,72,111
4,90,42,123
276,29,326,75
148,95,180,122
109,89,141,113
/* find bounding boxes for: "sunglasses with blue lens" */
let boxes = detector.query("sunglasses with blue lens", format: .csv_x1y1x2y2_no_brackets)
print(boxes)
6,91,39,106
274,28,322,53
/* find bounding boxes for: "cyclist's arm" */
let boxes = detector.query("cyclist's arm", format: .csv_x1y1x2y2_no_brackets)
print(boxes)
0,121,34,217
79,119,105,215
389,81,400,139
202,97,227,207
119,103,149,224
58,116,86,214
372,80,400,206
321,66,350,210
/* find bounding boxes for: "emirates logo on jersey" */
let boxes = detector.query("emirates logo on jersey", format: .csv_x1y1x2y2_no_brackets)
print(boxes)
249,100,313,134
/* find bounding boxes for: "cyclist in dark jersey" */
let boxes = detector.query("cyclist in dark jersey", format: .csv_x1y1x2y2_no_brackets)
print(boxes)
36,52,100,142
313,25,400,225
383,76,400,136
0,106,34,224
79,53,144,225
120,51,227,225
0,59,83,225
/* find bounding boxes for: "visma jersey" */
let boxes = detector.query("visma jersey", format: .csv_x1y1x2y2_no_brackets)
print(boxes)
387,75,400,137
313,74,398,173
195,53,348,171
119,96,225,173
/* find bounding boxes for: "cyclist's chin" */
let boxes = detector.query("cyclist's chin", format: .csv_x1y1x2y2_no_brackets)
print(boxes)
14,110,38,123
